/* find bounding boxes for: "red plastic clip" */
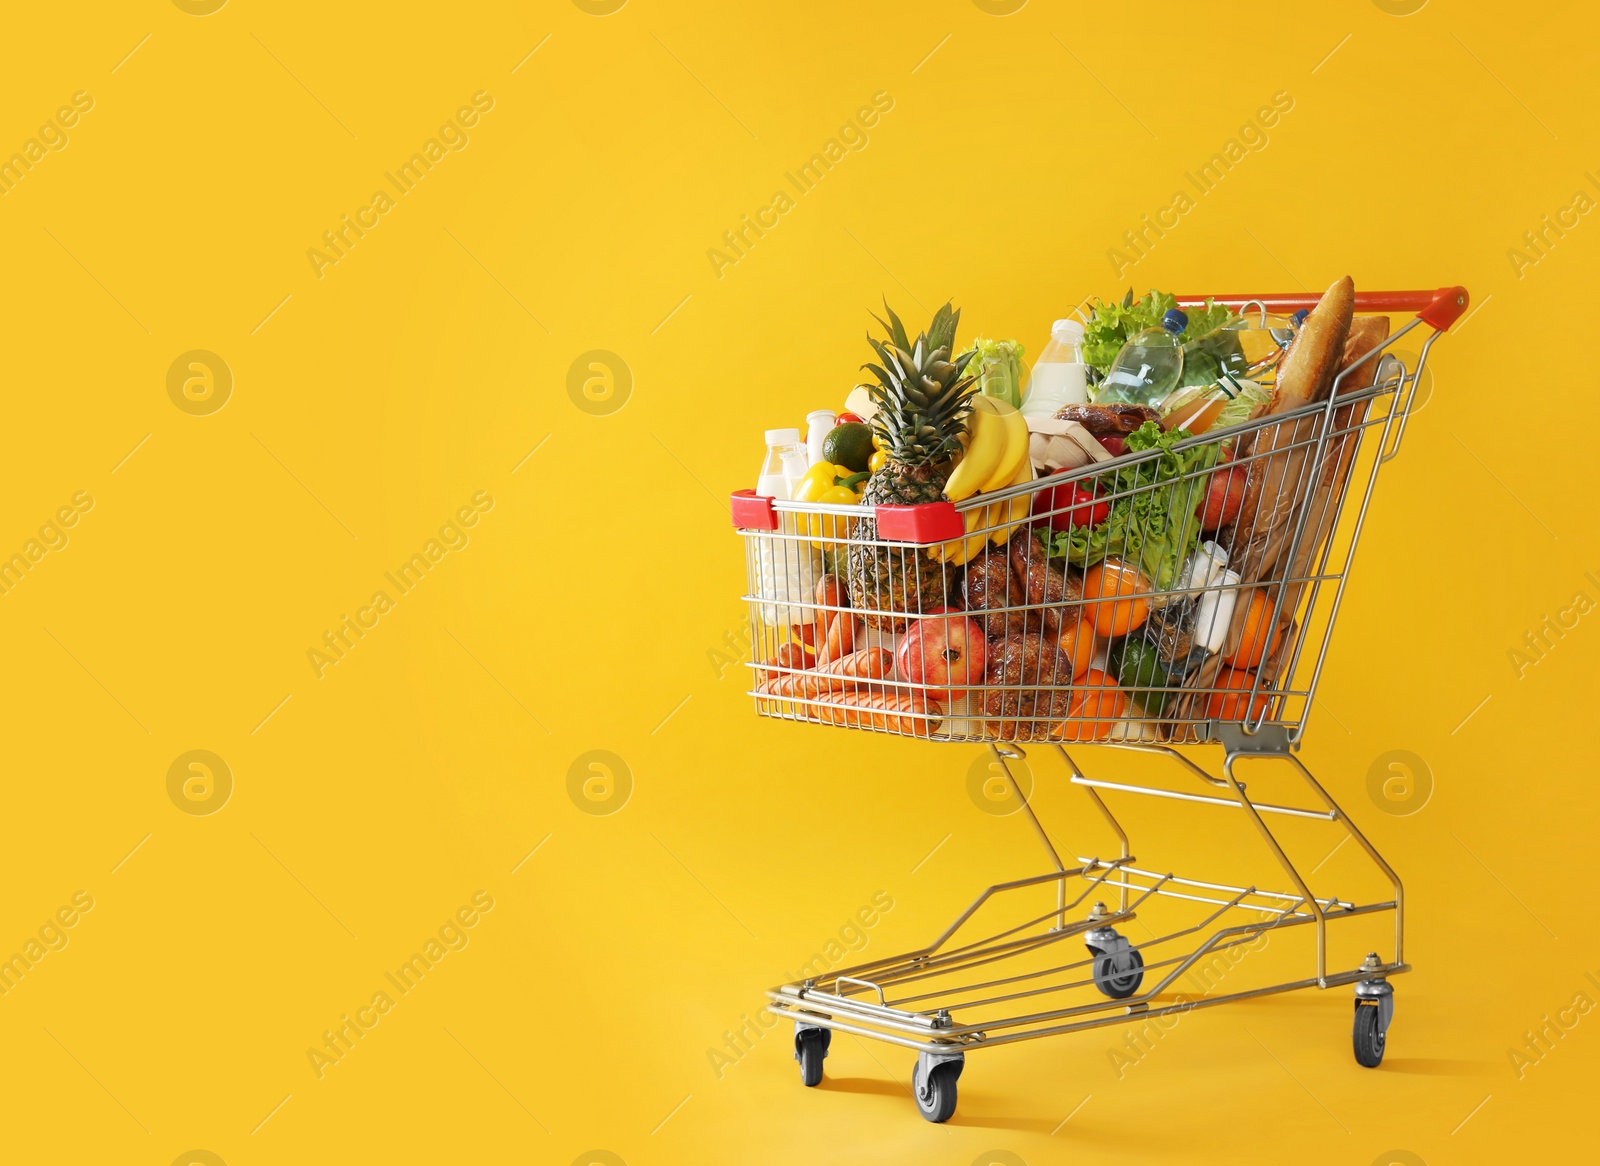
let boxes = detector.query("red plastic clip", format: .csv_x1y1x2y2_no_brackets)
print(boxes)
729,489,779,531
874,502,964,544
1418,286,1470,332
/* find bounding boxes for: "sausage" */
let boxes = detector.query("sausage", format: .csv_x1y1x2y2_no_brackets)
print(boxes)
1055,403,1160,436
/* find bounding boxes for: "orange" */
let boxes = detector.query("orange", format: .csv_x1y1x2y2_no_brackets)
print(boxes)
1081,558,1151,638
1061,668,1127,741
1203,667,1272,722
1052,618,1097,680
1226,592,1282,670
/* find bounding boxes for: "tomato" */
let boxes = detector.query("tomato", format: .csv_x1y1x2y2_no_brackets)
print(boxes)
1031,471,1110,533
836,411,864,424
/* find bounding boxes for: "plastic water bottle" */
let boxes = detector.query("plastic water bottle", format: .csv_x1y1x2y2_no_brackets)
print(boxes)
755,428,821,627
1021,319,1088,421
1097,308,1187,407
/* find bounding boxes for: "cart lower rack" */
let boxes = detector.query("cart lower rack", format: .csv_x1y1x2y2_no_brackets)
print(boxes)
767,741,1405,1121
733,286,1463,1121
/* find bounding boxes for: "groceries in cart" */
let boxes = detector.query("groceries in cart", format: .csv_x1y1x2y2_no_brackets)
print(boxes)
736,275,1409,743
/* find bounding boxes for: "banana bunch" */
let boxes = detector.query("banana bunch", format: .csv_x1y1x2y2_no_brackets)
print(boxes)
930,396,1036,566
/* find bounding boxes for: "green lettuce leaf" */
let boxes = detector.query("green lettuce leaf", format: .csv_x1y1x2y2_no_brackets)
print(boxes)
1047,421,1220,593
1082,290,1240,379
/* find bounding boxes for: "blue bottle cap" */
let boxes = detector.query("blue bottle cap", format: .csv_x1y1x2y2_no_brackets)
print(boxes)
1161,308,1188,334
1291,309,1310,326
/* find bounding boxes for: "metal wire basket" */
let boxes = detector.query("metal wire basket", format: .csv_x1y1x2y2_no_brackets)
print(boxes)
733,288,1464,750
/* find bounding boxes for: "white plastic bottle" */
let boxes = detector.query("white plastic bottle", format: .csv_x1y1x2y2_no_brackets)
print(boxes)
805,410,836,467
1021,320,1089,421
1183,540,1240,654
755,428,822,627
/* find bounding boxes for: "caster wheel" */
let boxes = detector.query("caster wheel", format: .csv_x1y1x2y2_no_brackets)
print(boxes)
795,1027,829,1087
1353,1004,1386,1067
915,1061,960,1123
1090,946,1144,999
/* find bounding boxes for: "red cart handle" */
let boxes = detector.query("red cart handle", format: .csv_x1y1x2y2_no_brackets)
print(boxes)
1175,287,1470,331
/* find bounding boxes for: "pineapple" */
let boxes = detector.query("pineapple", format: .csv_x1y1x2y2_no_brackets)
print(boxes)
846,301,977,631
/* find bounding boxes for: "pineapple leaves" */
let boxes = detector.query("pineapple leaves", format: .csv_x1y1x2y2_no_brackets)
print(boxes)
856,298,980,468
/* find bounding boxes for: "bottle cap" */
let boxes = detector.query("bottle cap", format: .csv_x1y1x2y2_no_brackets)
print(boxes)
1161,308,1188,334
765,427,801,445
1291,309,1310,326
806,410,837,426
1051,319,1085,342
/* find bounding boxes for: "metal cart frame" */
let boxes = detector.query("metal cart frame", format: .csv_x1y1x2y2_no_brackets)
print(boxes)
737,287,1466,1121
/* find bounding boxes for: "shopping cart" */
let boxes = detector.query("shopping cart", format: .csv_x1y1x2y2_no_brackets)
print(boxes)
730,286,1467,1122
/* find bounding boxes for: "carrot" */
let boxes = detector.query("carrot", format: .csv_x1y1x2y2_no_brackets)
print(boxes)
755,671,855,700
759,642,814,683
813,574,845,662
817,646,890,680
818,611,860,666
816,688,941,736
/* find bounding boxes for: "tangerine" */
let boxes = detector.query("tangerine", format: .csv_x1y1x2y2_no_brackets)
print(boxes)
1081,558,1151,638
1061,668,1128,741
1203,667,1273,722
1051,618,1097,680
1226,592,1282,670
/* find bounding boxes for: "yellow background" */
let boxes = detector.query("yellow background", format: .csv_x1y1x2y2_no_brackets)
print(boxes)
2,1,1596,1163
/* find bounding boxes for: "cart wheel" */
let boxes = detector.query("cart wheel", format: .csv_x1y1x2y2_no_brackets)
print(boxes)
1353,1004,1386,1068
915,1061,960,1123
1090,946,1144,999
794,1027,829,1087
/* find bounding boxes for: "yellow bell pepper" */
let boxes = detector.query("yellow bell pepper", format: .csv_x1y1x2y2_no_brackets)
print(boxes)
795,464,867,545
868,448,888,474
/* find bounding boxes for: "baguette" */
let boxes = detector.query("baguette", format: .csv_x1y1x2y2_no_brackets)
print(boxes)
1258,314,1391,681
1271,276,1355,413
1229,277,1356,584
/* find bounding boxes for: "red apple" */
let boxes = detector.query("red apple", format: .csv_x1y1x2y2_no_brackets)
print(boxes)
1198,461,1247,529
897,607,987,693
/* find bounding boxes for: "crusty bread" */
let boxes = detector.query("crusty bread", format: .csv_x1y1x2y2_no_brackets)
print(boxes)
1271,276,1355,412
1256,313,1392,682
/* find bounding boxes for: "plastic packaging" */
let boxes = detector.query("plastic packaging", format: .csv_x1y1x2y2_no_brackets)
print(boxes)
755,429,822,626
1021,320,1087,420
1183,540,1240,654
1096,309,1187,406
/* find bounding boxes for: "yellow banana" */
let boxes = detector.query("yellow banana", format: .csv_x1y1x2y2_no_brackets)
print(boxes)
990,458,1036,544
977,397,1029,493
943,399,1003,501
929,500,999,566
